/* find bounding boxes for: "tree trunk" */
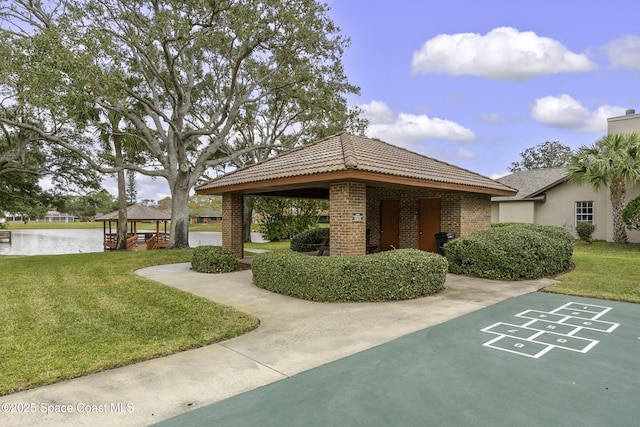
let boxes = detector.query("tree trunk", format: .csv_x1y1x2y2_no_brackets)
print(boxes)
243,197,253,243
169,172,191,249
610,178,628,244
113,134,128,250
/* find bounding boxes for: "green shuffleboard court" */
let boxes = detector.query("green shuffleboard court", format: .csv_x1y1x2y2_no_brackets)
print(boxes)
156,292,640,427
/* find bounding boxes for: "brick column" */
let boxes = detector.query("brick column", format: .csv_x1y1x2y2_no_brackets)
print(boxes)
330,182,367,256
222,193,244,258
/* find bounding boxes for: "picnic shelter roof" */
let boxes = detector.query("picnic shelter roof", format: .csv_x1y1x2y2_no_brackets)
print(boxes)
196,132,516,197
94,204,171,221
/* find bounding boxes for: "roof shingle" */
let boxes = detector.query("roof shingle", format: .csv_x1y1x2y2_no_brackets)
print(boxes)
95,204,171,221
197,132,516,195
492,168,569,201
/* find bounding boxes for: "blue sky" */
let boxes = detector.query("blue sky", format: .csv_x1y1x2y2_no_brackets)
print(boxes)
324,0,640,179
127,0,640,201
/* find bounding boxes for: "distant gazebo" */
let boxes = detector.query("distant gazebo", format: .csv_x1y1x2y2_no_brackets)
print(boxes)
94,204,171,250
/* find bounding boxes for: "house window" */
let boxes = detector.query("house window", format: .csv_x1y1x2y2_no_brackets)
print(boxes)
576,201,594,224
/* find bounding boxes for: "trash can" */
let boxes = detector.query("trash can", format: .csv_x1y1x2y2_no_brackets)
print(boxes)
434,232,455,255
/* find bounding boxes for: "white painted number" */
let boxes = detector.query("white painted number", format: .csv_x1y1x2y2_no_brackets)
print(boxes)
514,343,525,348
556,338,567,343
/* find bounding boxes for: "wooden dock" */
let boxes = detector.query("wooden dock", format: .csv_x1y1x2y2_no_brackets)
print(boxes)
0,230,11,244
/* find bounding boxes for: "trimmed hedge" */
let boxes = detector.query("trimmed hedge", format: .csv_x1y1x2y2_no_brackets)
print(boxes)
444,223,573,280
191,245,239,273
290,227,330,252
576,221,596,243
252,249,448,302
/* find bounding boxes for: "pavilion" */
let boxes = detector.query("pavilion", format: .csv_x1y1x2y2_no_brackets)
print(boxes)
196,132,516,257
94,204,171,250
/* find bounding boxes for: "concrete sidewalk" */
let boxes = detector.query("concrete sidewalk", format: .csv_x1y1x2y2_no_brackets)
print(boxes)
0,263,554,427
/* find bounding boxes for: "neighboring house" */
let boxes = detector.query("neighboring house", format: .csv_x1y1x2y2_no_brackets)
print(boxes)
43,210,75,223
491,169,640,243
190,209,222,224
493,110,640,243
3,213,27,222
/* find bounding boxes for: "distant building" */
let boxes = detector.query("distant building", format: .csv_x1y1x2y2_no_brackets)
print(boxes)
3,213,27,222
43,211,75,223
190,209,222,224
491,110,640,243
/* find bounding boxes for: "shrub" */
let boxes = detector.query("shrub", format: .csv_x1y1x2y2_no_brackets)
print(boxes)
576,222,596,243
290,227,330,252
444,223,573,280
252,249,448,302
191,246,239,273
622,195,640,231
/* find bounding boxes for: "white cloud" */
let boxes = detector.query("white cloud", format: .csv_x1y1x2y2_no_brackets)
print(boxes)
359,100,476,147
530,94,626,133
359,100,395,124
480,112,504,124
604,35,640,71
412,27,596,81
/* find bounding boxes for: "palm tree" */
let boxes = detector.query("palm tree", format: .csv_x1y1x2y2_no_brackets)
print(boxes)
98,110,146,249
567,132,640,243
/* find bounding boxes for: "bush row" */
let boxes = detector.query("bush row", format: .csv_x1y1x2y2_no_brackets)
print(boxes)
191,245,239,273
444,223,573,280
289,227,330,252
252,249,448,302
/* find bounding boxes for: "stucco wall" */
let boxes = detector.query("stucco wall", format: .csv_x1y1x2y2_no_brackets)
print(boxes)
496,201,535,223
493,181,640,243
608,113,640,135
535,182,608,240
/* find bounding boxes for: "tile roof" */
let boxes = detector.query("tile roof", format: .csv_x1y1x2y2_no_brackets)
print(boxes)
197,132,516,195
95,204,171,221
492,168,570,201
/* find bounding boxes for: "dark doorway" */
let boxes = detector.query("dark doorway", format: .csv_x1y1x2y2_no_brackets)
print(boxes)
419,198,441,252
380,200,400,251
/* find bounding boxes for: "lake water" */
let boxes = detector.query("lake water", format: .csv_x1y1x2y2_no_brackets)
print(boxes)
0,229,267,256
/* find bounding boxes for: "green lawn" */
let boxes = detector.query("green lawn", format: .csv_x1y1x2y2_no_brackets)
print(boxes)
545,241,640,303
2,236,638,397
0,250,258,396
245,240,291,251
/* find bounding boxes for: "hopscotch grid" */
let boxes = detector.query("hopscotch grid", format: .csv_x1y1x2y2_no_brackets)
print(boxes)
556,302,613,320
516,310,571,323
482,335,554,359
481,323,597,352
482,301,618,359
557,317,620,333
482,341,551,359
525,319,583,336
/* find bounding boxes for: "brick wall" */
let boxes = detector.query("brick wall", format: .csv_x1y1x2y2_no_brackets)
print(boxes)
221,193,244,257
329,182,367,256
366,187,492,249
460,193,492,235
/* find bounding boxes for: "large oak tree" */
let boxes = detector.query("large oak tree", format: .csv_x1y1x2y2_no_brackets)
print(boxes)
0,0,359,248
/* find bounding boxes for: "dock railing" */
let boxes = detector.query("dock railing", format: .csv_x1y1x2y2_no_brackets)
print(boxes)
0,230,11,244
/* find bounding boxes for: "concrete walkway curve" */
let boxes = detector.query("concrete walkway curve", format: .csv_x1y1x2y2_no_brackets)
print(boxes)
0,263,554,427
